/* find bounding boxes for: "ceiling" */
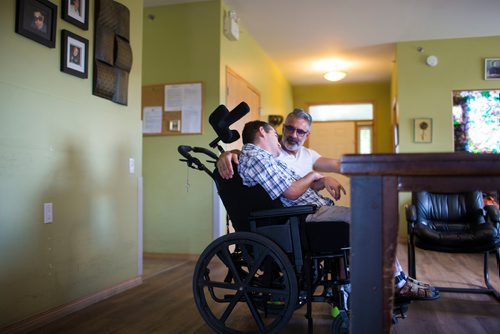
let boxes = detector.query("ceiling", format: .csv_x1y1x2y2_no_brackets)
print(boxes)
144,0,500,85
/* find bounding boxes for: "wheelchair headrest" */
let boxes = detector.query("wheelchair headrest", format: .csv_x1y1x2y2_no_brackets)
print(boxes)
209,102,250,145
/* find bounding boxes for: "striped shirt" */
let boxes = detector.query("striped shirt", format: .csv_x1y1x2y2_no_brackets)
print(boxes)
238,144,334,207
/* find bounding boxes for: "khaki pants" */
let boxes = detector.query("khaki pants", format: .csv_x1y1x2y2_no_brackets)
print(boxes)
305,205,351,223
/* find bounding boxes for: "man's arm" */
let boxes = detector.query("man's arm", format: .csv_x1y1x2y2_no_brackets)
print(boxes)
312,157,346,199
313,156,341,173
215,149,241,179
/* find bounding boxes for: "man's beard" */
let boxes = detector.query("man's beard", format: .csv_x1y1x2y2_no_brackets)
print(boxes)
281,137,302,152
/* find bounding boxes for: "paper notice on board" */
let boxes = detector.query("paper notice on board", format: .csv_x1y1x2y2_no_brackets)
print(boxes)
143,106,163,133
164,85,183,111
182,106,202,133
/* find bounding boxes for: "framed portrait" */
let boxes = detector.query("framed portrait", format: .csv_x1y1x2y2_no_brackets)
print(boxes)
15,0,57,48
414,118,432,143
61,0,89,30
61,30,89,78
484,58,500,80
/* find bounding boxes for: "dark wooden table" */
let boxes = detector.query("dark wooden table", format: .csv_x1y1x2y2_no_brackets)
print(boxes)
340,152,500,334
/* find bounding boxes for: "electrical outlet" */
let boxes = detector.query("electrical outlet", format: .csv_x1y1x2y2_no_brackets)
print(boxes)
44,203,53,224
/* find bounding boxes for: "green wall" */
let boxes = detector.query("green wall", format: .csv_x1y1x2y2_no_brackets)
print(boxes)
142,1,221,254
293,82,392,153
0,0,143,328
396,36,500,153
142,0,293,254
395,35,500,233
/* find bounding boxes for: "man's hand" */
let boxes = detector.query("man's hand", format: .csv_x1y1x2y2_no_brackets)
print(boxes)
311,176,346,201
216,150,241,179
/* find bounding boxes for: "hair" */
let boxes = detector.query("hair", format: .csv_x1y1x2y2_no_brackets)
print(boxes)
242,120,273,144
285,108,312,125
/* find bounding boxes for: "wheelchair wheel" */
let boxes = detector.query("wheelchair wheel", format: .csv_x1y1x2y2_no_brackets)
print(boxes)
193,232,298,334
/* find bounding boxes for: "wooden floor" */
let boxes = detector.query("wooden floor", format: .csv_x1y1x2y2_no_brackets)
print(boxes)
28,241,500,334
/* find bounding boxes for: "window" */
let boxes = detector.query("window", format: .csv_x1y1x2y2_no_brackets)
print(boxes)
309,103,373,121
309,103,374,154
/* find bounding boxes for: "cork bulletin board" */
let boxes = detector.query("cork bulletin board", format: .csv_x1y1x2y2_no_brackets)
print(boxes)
142,82,203,136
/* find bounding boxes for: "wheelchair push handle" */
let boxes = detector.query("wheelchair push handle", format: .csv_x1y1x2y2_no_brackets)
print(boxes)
178,145,216,175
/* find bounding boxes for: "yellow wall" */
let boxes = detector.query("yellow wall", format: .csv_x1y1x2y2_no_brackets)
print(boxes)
220,6,293,116
293,82,392,153
142,1,293,254
0,0,143,328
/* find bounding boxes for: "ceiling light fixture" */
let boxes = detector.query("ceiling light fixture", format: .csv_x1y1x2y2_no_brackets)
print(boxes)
324,71,347,82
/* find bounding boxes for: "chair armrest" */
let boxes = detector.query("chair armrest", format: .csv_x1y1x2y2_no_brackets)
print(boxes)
249,205,317,220
484,205,500,224
405,204,417,222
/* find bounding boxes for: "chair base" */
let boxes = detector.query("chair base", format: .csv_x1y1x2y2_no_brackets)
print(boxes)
436,286,500,301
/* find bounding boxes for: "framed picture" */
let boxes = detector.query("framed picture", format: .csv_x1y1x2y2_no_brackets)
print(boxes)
484,58,500,80
61,0,88,30
61,30,89,78
414,118,432,143
15,0,57,48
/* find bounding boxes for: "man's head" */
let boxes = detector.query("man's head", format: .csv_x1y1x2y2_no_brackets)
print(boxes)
242,120,281,157
33,10,45,31
281,108,312,152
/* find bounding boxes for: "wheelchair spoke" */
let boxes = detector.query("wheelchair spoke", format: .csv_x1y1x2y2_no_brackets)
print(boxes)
243,291,267,332
219,290,244,323
203,280,238,291
216,245,245,285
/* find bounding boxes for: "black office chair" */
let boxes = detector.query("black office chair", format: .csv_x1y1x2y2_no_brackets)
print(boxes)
405,191,500,300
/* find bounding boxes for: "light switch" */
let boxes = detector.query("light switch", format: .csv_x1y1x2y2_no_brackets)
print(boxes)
129,158,135,174
44,203,53,224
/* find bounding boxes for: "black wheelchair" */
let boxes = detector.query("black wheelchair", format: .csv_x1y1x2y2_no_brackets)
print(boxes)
178,102,408,333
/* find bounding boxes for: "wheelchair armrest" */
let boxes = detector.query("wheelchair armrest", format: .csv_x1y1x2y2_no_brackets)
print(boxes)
484,204,500,224
249,205,317,220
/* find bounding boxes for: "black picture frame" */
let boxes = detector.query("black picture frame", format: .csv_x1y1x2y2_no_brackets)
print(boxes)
484,58,500,80
61,30,89,78
15,0,57,48
61,0,89,30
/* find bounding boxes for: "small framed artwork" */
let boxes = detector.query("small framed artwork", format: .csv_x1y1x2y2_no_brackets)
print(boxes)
414,118,432,143
61,0,89,30
484,58,500,80
61,30,89,78
15,0,57,48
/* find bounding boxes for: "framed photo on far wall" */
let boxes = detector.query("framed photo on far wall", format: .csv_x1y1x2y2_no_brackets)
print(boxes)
414,118,432,143
485,58,500,80
61,30,89,78
62,0,89,30
15,0,57,48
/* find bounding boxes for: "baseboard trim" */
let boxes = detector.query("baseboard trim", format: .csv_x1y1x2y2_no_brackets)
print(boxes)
2,276,142,334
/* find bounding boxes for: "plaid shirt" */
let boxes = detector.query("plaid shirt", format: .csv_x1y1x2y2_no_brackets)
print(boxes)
238,144,334,207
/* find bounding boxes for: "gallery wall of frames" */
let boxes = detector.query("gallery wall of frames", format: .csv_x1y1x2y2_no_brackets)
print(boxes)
15,0,132,105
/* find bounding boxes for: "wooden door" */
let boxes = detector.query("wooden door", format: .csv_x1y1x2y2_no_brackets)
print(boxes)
308,121,356,208
225,67,260,151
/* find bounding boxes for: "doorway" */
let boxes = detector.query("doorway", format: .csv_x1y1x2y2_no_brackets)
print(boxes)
212,67,261,238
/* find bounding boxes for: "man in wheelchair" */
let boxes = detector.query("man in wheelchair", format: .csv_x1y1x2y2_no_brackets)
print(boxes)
235,118,439,303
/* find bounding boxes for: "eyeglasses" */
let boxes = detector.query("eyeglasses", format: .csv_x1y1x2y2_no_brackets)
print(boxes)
283,125,309,137
34,16,44,21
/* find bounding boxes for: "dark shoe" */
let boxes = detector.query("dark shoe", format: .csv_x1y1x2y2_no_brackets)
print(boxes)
395,278,440,301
